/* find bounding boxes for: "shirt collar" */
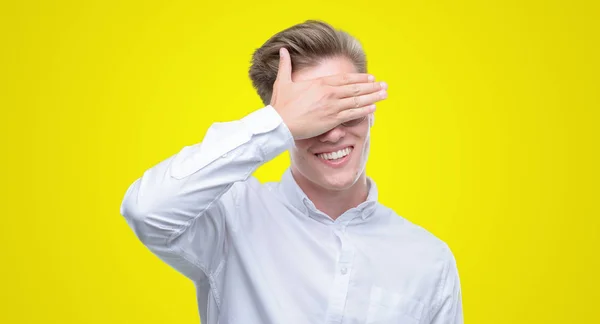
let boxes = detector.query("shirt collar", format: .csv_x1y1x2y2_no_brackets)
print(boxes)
279,168,379,221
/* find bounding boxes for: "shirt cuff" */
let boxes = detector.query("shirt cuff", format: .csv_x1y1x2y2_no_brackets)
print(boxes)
240,105,286,133
241,105,294,160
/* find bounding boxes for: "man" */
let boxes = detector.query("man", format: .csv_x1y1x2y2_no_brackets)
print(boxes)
120,20,463,324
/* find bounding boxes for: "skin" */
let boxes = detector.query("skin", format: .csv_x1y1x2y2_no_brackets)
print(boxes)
289,57,374,220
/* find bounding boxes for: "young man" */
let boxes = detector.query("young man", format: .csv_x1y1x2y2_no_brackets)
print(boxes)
120,20,463,324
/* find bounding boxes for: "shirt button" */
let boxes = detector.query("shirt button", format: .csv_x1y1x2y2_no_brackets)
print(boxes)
340,267,348,275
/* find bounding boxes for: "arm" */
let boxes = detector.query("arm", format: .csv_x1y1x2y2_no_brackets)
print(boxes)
429,248,464,324
119,47,386,281
119,106,293,280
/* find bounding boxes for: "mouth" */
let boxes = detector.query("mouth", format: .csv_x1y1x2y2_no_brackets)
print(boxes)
314,146,353,168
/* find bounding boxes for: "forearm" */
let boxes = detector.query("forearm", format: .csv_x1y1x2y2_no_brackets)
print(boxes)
119,105,293,249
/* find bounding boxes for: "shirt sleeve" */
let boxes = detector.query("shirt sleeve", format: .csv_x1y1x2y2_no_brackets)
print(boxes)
429,247,464,324
119,105,294,281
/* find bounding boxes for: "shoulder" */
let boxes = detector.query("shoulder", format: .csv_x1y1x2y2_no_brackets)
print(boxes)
228,176,280,196
223,175,284,208
372,203,456,268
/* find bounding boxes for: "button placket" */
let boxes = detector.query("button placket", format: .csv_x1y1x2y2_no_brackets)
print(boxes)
324,227,355,323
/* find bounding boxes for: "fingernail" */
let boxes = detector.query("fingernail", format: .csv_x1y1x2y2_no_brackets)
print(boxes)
368,75,375,82
380,81,388,90
380,90,387,99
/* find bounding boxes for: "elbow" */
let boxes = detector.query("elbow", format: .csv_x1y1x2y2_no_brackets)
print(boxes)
120,179,147,223
119,179,161,244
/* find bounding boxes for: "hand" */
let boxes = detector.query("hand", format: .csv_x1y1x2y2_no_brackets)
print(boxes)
270,48,388,140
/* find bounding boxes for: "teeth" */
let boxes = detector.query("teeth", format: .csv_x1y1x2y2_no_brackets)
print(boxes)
317,147,352,161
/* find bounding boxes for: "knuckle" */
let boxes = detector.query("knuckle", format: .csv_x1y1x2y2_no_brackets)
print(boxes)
342,74,349,84
372,91,381,101
323,86,335,99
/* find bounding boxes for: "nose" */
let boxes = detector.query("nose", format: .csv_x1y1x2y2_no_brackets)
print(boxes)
319,125,346,143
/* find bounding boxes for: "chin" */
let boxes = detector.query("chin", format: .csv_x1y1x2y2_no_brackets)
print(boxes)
314,169,360,191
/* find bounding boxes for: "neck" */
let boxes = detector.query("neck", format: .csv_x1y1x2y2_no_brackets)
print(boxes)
291,168,369,220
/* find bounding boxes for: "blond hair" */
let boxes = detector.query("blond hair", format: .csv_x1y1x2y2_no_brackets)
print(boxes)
249,20,367,105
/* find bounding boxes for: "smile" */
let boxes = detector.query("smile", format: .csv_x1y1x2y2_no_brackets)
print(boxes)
314,146,353,167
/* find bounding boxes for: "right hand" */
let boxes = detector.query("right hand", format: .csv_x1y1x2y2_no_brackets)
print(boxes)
270,47,388,140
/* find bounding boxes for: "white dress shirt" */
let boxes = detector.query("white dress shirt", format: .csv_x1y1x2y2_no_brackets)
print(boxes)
120,105,463,324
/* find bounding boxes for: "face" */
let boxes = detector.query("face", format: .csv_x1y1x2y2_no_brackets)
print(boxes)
289,57,372,191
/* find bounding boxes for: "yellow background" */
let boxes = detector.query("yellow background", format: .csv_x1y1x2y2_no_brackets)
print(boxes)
1,0,598,323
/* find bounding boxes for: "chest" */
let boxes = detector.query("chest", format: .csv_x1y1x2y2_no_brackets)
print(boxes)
220,207,436,323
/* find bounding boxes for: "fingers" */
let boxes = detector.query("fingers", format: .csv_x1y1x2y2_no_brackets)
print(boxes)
275,47,292,84
335,81,388,99
337,104,377,123
322,73,375,86
336,88,387,111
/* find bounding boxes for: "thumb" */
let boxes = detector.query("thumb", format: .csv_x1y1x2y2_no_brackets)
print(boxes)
276,47,292,83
